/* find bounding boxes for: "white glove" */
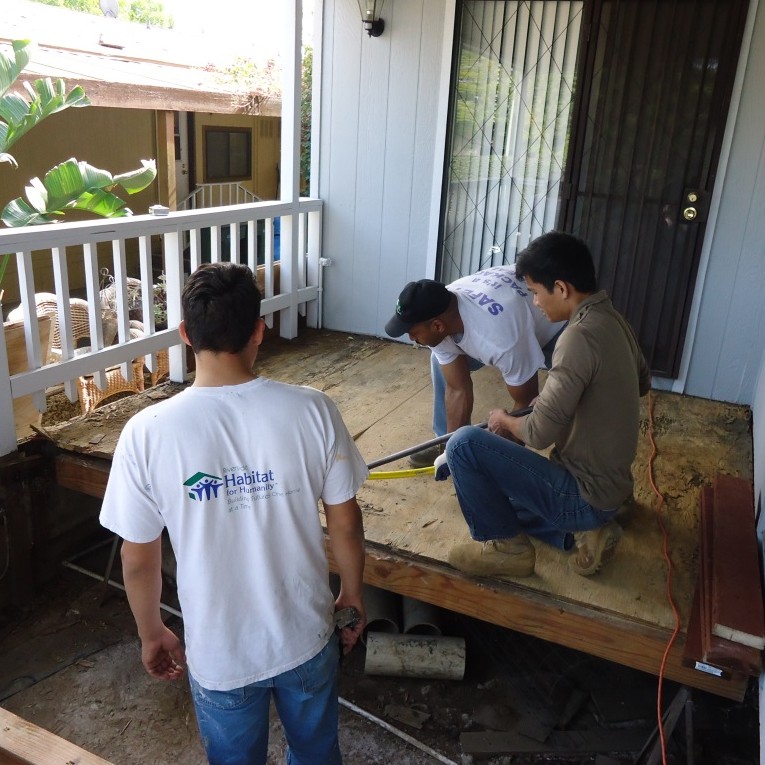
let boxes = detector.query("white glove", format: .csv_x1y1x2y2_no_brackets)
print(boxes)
434,451,451,481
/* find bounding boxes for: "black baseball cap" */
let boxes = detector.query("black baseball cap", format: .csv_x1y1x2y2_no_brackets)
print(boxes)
384,279,452,337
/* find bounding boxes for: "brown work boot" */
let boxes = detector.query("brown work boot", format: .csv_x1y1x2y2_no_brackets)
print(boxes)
448,534,536,578
569,520,623,576
614,493,636,522
408,443,444,468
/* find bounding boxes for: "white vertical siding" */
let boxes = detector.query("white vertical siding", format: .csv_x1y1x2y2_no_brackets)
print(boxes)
319,0,451,335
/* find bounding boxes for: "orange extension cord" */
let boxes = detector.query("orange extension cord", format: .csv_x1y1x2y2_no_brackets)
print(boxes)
647,390,683,764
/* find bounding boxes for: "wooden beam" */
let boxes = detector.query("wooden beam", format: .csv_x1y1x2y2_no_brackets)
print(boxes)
155,110,176,210
55,453,111,499
711,474,765,648
327,543,748,701
16,76,281,117
0,706,114,765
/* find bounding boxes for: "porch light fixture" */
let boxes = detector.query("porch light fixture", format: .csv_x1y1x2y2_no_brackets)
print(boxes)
358,0,385,37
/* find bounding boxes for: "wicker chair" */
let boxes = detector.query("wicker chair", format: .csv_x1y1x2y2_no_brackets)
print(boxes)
126,319,170,387
76,322,145,414
7,293,93,364
149,348,170,387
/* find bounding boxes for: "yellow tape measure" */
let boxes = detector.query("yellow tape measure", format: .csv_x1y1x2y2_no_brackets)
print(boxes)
367,466,435,480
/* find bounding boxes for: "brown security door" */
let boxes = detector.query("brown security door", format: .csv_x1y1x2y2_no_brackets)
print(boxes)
560,0,748,376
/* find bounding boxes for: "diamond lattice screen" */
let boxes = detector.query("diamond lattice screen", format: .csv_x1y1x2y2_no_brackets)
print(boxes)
440,0,583,282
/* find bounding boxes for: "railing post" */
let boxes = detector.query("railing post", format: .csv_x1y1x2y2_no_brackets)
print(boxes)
163,227,186,383
0,314,18,456
306,208,322,328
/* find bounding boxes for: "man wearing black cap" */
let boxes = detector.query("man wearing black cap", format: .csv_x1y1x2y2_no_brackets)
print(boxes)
385,265,564,466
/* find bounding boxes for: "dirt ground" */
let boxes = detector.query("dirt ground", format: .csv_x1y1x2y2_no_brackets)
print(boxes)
0,565,759,765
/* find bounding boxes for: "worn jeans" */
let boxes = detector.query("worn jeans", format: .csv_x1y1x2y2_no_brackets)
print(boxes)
430,329,563,437
446,426,618,550
189,634,341,765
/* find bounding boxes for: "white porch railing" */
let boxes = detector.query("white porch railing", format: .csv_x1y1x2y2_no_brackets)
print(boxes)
0,198,324,456
178,183,262,211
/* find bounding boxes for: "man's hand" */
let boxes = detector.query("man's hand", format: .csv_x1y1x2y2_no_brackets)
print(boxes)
325,497,366,656
335,601,366,655
140,625,186,681
487,408,526,444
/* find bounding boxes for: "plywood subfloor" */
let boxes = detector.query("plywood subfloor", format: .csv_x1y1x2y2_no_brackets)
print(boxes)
41,329,754,698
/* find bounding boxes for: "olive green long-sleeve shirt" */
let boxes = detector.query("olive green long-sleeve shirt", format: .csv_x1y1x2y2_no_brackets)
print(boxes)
522,291,651,510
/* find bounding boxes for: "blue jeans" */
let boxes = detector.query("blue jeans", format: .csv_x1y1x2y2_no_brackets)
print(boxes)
430,328,563,437
189,635,341,765
446,426,617,550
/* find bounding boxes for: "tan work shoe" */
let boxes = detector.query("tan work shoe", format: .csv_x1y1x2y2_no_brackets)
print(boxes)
408,443,444,468
569,520,623,576
448,535,536,578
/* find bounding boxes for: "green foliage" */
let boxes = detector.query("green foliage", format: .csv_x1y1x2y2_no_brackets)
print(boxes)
32,0,101,12
0,39,157,235
29,0,173,27
124,0,173,28
300,47,312,194
2,158,157,226
0,40,90,166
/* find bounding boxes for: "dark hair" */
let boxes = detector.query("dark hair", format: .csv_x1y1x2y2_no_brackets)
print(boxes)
515,231,598,293
182,262,262,353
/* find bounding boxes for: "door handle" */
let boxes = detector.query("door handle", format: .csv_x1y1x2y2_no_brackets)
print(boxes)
680,189,707,223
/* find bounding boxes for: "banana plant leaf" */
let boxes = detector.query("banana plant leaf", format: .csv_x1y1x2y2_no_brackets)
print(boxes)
0,40,89,162
1,158,157,227
0,40,30,99
0,79,89,156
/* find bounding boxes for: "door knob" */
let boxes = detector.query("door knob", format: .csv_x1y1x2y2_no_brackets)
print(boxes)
683,206,698,221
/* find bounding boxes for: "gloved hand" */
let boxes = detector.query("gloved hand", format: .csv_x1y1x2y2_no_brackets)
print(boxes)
434,451,451,481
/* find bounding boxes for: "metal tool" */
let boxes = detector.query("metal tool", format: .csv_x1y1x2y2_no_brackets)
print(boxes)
366,405,534,470
334,606,361,630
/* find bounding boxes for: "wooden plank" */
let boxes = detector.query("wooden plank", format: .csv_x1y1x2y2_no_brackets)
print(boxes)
55,454,111,499
326,542,748,701
693,488,762,675
699,486,717,668
0,706,114,765
711,474,765,649
683,584,757,679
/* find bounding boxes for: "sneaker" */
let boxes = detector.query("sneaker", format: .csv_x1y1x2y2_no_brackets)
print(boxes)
569,520,623,576
408,443,444,468
448,535,536,578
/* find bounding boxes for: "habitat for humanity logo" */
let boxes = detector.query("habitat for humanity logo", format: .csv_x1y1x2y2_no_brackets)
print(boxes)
184,472,224,501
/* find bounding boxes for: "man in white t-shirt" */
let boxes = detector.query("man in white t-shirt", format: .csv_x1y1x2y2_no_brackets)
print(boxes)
100,262,368,765
385,265,564,466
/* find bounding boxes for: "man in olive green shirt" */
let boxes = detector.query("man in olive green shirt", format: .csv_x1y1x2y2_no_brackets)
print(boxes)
446,231,651,578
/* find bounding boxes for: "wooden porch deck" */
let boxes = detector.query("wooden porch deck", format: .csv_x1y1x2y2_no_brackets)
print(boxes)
44,329,755,701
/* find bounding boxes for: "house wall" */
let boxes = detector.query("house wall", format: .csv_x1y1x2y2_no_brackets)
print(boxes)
319,0,765,408
755,349,765,531
193,114,281,200
0,106,158,306
318,0,451,335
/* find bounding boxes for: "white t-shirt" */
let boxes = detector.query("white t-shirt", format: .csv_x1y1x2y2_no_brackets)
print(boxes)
431,265,564,386
100,378,368,691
